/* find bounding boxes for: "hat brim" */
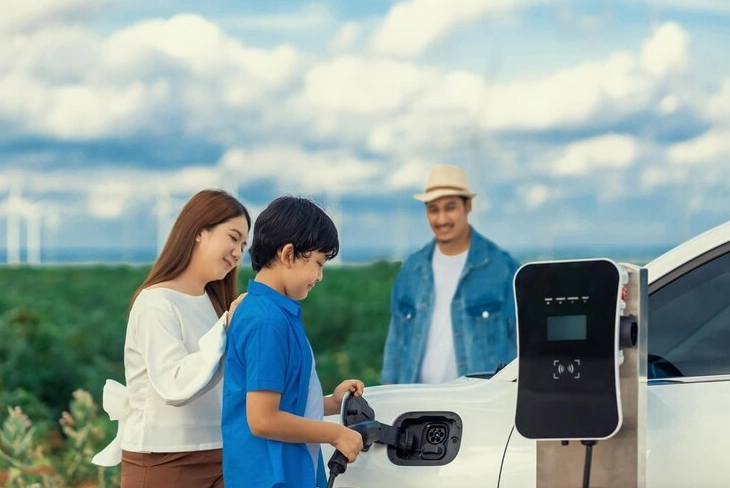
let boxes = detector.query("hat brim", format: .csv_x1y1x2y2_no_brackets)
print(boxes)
413,189,476,203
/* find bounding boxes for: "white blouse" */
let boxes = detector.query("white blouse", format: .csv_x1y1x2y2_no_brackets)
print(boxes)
93,287,227,465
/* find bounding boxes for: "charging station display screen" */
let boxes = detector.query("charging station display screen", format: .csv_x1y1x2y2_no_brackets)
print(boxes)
547,315,587,341
514,259,623,440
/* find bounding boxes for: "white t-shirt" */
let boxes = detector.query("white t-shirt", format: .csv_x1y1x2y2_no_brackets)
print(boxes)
304,347,324,473
418,247,468,383
121,287,227,453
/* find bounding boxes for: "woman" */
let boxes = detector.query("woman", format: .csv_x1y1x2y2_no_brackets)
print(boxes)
93,189,251,488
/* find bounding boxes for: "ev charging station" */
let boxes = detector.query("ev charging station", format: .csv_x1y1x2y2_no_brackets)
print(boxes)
514,259,647,488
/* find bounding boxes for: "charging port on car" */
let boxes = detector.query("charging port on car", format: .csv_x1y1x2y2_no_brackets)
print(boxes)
387,411,462,466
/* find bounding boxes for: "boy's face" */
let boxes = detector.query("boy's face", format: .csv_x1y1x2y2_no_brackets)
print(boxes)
284,250,327,300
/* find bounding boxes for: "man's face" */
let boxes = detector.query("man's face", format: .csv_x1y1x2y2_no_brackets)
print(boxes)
425,195,471,247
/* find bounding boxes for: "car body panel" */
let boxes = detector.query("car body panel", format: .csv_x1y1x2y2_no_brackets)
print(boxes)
328,377,515,487
647,220,730,283
645,379,730,488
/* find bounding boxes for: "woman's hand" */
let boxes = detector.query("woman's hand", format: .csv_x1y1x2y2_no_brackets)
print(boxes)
226,292,247,329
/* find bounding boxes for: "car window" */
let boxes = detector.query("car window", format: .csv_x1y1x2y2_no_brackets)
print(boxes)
648,250,730,379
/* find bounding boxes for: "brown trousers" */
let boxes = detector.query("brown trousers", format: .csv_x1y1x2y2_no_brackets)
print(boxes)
121,449,224,488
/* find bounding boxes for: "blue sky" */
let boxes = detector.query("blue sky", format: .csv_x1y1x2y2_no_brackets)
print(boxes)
1,0,729,264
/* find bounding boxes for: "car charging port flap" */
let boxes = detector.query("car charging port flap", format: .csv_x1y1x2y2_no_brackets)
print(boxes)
387,411,463,466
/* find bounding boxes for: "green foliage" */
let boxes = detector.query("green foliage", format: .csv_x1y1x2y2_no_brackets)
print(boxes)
0,266,140,419
0,391,119,488
58,390,113,485
0,405,59,488
0,263,398,413
0,262,401,486
304,261,398,391
0,390,51,434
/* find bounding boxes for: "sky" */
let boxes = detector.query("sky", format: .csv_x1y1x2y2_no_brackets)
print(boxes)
1,0,730,264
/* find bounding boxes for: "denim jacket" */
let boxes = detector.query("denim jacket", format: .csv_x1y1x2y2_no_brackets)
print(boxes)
381,227,520,384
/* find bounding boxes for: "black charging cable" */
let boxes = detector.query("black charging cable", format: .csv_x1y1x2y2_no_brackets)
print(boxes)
325,450,348,488
326,420,383,488
581,440,597,488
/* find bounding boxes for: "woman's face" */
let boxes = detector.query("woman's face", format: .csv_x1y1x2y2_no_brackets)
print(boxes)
194,215,250,281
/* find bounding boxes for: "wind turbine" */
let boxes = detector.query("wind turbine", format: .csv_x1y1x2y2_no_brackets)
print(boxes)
5,181,22,265
25,201,42,265
2,181,45,265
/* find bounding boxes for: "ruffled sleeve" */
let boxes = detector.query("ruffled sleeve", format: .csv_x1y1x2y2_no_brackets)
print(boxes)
140,307,227,406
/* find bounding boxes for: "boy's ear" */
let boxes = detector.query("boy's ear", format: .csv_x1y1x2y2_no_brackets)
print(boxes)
278,243,295,267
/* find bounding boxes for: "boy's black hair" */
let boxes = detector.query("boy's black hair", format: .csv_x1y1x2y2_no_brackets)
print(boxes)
249,196,339,272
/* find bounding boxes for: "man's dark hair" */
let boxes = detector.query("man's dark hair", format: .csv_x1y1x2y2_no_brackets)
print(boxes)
249,196,339,272
424,196,469,207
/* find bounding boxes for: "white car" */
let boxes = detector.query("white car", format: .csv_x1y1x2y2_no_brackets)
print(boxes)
324,219,730,488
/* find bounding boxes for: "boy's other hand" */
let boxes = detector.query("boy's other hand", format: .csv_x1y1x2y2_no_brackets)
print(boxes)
333,379,364,403
324,379,365,416
333,425,364,463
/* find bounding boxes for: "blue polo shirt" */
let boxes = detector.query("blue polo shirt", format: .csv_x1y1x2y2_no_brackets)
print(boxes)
222,280,326,487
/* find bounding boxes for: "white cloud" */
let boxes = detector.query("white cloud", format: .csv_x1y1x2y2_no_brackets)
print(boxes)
0,12,694,158
330,22,361,53
518,183,551,209
219,145,383,195
0,6,725,256
51,81,169,139
370,0,536,58
223,4,334,33
658,94,680,115
104,15,301,87
0,0,108,36
296,56,435,115
704,79,730,124
87,181,134,219
0,14,303,140
639,22,689,79
289,22,692,159
639,166,683,191
472,22,689,131
667,129,730,165
0,25,100,82
551,134,639,176
387,159,433,190
166,167,228,193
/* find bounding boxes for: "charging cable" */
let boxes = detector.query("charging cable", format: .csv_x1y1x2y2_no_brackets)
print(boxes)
581,440,597,488
326,420,383,488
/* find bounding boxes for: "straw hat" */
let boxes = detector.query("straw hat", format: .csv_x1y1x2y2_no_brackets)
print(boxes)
413,164,477,203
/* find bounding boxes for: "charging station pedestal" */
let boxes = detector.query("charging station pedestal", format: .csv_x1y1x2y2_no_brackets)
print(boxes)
514,260,647,488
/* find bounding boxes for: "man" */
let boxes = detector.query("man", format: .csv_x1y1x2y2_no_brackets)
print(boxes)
381,164,520,384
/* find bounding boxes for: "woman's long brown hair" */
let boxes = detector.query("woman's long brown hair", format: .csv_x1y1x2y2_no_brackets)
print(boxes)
131,189,251,316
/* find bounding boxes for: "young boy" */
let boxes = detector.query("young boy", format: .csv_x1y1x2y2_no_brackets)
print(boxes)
222,196,364,488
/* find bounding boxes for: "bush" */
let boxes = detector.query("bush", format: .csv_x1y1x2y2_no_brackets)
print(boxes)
0,390,118,487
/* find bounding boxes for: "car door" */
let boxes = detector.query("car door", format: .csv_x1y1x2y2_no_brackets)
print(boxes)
646,245,730,488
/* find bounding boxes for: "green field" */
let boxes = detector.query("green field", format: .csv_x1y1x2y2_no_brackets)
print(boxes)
0,263,399,486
